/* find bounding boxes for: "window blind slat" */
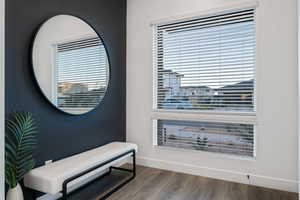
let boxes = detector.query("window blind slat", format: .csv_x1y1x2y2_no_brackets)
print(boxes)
156,120,254,157
158,11,254,31
57,37,102,52
158,9,254,29
56,37,108,110
158,24,254,41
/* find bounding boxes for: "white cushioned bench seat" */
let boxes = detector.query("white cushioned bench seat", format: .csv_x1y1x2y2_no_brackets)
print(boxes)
24,142,137,195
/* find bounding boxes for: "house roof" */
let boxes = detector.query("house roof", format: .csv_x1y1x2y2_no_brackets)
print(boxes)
216,79,254,91
161,69,184,77
180,85,211,89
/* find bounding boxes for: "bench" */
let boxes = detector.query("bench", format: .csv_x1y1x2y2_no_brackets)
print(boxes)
24,142,137,200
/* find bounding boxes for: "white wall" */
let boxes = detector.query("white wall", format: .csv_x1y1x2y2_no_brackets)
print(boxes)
297,0,300,195
0,0,5,199
0,0,4,198
127,0,298,192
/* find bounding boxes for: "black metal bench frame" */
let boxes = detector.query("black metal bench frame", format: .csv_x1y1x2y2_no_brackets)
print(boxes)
30,149,136,200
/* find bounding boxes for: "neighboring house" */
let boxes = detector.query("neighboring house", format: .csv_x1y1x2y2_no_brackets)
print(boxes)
58,87,106,108
160,70,215,109
179,86,215,106
215,79,254,110
161,70,184,101
161,98,193,110
162,70,183,91
179,86,214,97
58,82,89,94
160,70,254,111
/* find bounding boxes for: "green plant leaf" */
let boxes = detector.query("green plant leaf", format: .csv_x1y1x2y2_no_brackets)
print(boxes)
5,112,38,187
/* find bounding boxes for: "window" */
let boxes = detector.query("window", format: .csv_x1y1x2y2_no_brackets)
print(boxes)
155,9,255,112
156,120,254,157
153,8,256,157
54,37,108,113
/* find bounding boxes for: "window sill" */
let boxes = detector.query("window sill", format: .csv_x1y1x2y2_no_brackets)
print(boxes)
153,145,256,162
153,109,256,116
151,109,257,124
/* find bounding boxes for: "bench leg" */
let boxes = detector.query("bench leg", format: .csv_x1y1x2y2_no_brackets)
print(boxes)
61,167,114,200
62,188,67,200
61,150,136,200
29,188,39,200
100,151,136,200
133,150,136,178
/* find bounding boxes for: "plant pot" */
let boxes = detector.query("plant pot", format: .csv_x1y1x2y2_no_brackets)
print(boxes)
6,183,24,200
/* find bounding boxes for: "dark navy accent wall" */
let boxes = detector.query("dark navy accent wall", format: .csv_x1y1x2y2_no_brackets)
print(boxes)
5,0,126,182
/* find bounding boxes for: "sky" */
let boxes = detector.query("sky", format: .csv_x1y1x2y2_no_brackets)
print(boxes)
163,21,255,89
57,44,109,90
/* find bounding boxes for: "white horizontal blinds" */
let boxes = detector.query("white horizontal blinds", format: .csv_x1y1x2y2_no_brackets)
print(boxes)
157,119,254,157
56,37,108,109
155,9,255,112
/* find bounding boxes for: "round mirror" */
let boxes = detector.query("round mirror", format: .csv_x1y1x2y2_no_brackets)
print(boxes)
32,15,110,115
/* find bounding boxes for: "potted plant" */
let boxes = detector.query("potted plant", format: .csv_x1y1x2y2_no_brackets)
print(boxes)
5,112,38,200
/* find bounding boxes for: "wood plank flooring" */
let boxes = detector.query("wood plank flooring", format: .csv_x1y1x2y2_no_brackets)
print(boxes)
98,164,298,200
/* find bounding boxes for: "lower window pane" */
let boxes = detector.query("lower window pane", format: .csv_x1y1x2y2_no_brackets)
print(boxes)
157,119,254,157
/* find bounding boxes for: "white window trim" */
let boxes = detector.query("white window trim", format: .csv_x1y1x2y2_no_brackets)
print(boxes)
151,119,257,161
51,44,58,105
152,4,259,120
151,111,257,125
151,114,258,160
151,4,260,159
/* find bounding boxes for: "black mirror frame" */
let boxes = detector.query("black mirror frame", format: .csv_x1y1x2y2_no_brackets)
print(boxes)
30,14,112,116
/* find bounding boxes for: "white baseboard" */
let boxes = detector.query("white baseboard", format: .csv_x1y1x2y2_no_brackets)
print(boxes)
136,156,298,193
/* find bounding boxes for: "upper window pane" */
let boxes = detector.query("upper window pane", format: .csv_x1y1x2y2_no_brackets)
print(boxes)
155,9,256,112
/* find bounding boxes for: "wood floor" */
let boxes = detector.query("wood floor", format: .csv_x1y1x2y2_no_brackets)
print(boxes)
97,164,298,200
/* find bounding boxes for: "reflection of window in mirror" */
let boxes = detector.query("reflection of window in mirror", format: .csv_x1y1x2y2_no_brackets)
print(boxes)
51,36,108,114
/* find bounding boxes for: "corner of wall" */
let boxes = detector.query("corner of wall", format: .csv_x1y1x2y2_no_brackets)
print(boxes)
0,0,4,198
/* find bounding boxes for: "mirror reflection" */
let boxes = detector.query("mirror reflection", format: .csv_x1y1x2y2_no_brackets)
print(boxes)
32,15,109,115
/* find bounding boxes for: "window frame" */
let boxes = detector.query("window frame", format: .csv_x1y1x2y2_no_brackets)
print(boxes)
152,8,258,116
152,118,257,159
151,3,259,159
